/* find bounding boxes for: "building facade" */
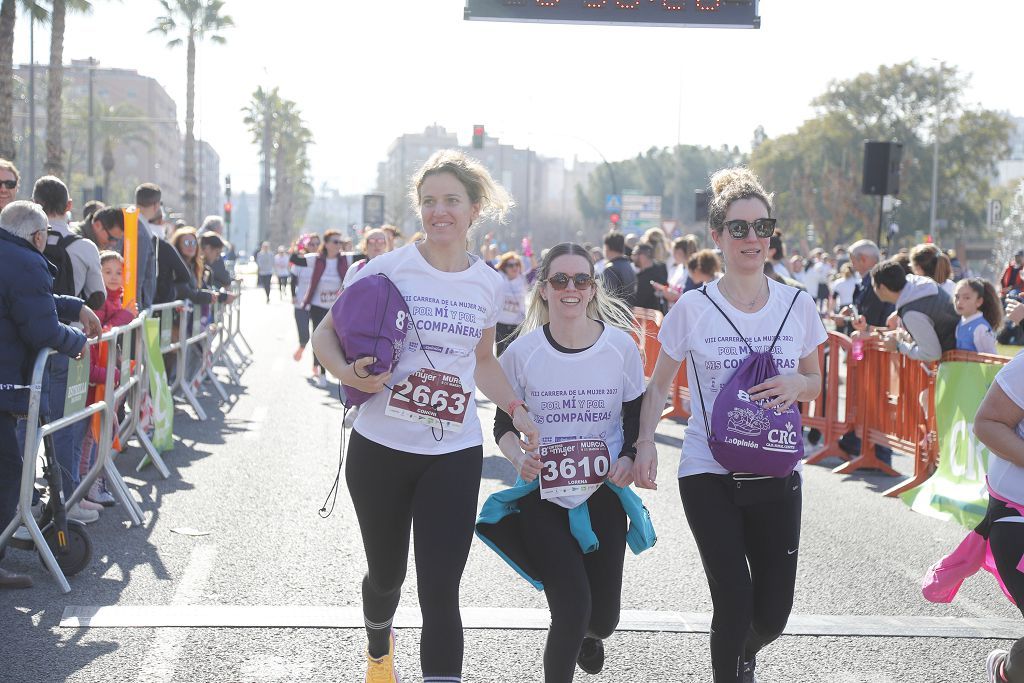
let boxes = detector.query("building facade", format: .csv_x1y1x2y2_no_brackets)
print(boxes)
375,125,598,249
12,59,206,215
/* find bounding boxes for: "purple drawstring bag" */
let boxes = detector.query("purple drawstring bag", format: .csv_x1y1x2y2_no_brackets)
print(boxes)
690,286,805,477
330,273,410,408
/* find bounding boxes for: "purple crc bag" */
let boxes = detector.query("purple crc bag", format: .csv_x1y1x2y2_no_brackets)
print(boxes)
690,286,805,477
330,273,410,408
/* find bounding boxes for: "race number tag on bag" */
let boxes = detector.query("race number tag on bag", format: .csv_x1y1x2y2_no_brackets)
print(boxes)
539,439,610,500
385,368,470,432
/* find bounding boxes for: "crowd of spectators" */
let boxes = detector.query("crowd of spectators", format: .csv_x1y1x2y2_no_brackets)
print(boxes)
0,160,236,588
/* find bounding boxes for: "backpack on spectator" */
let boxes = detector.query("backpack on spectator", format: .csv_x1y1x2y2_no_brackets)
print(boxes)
44,229,82,297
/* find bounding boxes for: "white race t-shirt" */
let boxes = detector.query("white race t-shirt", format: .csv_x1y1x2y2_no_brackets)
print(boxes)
292,260,313,309
987,351,1024,502
830,277,857,308
349,243,505,455
658,278,828,478
308,254,345,309
497,275,528,326
500,324,645,508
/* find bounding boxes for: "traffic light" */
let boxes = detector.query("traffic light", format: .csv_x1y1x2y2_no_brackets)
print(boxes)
472,124,485,149
609,213,621,226
224,174,232,225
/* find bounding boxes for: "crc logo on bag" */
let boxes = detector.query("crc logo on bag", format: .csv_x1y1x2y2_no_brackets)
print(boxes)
766,421,800,453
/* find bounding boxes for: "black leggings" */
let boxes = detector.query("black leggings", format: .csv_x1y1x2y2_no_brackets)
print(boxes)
985,496,1024,682
346,429,483,681
518,485,626,683
679,473,802,683
308,305,329,373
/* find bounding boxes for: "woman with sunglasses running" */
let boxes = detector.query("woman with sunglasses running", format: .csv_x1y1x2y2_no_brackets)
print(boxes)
633,167,826,683
479,242,650,682
292,229,351,388
311,149,540,683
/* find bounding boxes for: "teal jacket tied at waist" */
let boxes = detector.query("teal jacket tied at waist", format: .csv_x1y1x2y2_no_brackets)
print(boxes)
475,479,657,591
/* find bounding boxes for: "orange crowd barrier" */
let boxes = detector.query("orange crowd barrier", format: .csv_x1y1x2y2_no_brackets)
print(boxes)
631,307,663,380
802,331,857,465
833,338,937,494
627,304,1014,496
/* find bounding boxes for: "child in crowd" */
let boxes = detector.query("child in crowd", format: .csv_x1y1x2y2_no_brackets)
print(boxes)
79,251,137,507
954,278,1002,355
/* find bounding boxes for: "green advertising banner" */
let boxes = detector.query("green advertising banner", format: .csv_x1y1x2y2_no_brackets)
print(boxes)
63,346,90,416
901,361,1004,529
144,318,175,453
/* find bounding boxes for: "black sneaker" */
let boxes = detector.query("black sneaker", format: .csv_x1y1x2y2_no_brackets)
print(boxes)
741,657,758,683
577,637,604,675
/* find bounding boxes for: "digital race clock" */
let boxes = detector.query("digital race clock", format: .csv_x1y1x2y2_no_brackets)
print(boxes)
464,0,760,28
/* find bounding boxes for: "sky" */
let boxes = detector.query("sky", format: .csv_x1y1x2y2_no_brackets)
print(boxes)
11,1,1024,197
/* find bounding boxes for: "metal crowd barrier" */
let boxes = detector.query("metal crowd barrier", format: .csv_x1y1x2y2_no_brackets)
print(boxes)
0,287,251,592
0,328,138,592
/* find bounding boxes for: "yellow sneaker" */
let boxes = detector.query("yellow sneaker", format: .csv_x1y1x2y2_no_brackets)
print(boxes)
365,630,400,683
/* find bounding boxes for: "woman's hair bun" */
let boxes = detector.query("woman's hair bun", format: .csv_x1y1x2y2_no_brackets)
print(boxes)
710,167,764,198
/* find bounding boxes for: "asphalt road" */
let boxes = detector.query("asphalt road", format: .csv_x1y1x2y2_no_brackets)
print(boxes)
0,285,1018,683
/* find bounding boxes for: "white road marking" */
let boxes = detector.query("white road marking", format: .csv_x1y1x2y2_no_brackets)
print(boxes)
132,544,216,682
60,606,1021,639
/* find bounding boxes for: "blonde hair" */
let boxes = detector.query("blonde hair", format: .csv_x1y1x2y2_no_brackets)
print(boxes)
171,226,204,283
409,149,514,226
642,227,670,263
358,227,392,255
707,166,774,233
516,242,644,360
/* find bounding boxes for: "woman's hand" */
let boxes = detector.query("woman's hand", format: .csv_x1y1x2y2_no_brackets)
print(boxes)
515,449,543,482
512,405,540,452
340,356,391,394
748,373,807,413
632,441,658,490
607,456,634,487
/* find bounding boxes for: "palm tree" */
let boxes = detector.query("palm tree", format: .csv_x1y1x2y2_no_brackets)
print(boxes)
151,0,232,225
43,0,93,177
0,1,47,161
242,85,278,243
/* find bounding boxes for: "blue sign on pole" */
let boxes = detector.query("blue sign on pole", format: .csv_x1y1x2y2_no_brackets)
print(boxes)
604,194,622,213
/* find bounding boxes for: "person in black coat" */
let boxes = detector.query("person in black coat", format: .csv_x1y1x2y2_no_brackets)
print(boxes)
632,243,668,313
600,231,637,307
0,201,100,589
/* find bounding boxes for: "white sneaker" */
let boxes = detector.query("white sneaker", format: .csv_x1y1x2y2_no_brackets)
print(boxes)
67,503,99,524
344,405,360,428
87,479,117,507
315,374,328,389
79,498,104,512
987,649,1008,682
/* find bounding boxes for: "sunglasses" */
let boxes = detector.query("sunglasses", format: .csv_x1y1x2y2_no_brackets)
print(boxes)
366,237,387,244
180,238,197,247
0,179,17,190
545,272,594,291
723,218,777,239
328,239,344,245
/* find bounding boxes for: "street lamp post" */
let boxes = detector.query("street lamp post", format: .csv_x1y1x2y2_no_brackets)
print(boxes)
928,62,942,243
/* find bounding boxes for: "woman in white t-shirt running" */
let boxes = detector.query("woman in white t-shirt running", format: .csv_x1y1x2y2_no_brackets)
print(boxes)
633,167,826,683
975,351,1024,683
494,250,528,356
289,233,319,363
291,229,351,387
492,243,646,682
311,150,540,683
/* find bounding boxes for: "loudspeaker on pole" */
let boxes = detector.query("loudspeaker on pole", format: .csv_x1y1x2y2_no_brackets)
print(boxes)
862,141,903,196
